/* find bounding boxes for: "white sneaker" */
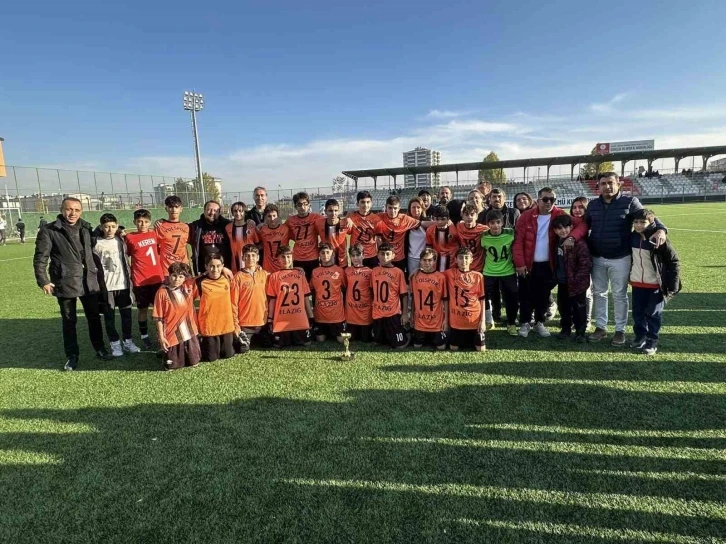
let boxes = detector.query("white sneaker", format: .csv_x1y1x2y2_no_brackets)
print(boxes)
110,341,123,357
534,322,551,337
485,309,495,331
518,323,531,338
123,339,142,354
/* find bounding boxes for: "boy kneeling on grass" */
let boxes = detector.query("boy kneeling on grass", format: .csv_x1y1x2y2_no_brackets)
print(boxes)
310,242,347,343
444,247,486,352
629,209,682,356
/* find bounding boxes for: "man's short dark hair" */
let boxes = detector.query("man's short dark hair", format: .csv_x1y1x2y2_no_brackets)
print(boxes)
551,214,573,229
293,192,310,205
598,172,619,181
632,208,656,222
430,205,449,219
61,197,82,209
134,209,152,221
486,209,504,223
538,187,555,197
205,252,224,265
100,213,118,225
165,195,182,207
204,200,221,210
357,191,372,202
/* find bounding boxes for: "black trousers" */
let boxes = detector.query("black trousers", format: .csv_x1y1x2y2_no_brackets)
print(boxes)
519,262,555,324
557,283,587,334
485,274,519,325
58,295,105,357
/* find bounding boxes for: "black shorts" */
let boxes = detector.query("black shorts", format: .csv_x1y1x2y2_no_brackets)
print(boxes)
449,327,486,349
273,328,312,348
372,315,408,348
314,321,346,339
133,283,161,309
412,329,448,348
163,336,201,370
250,325,274,349
200,332,236,362
295,259,319,282
363,257,379,268
347,323,372,342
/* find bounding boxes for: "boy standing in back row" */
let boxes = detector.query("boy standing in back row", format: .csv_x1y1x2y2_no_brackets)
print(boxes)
287,192,322,280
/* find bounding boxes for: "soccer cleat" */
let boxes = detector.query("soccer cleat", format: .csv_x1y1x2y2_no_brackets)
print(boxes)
557,329,571,340
589,328,607,342
518,323,531,338
110,341,124,357
642,339,658,356
237,331,251,354
534,322,551,337
142,336,154,350
485,309,495,331
507,325,519,337
630,336,647,349
64,355,78,371
95,349,114,361
122,339,142,354
610,331,626,346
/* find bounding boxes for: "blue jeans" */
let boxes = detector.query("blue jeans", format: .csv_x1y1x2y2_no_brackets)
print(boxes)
631,287,664,340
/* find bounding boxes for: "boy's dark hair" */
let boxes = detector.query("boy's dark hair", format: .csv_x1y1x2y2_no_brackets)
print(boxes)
204,200,221,210
356,190,372,202
551,214,573,229
419,247,438,260
230,201,247,213
486,209,504,223
293,192,310,205
325,199,339,210
205,252,224,265
462,204,479,217
318,242,333,251
378,242,394,253
133,209,151,221
456,247,473,257
263,204,279,218
430,205,449,219
348,243,364,256
242,244,259,255
385,195,400,207
165,195,182,207
632,208,656,222
100,213,118,225
537,187,555,197
276,245,293,256
168,262,192,277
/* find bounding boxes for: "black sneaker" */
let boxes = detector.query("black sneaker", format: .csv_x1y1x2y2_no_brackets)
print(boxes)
630,336,647,349
642,339,658,356
142,336,154,350
557,329,572,340
574,334,588,344
64,355,79,371
96,349,114,361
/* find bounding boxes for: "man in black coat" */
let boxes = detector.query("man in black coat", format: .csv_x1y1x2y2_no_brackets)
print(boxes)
188,200,232,275
33,197,112,370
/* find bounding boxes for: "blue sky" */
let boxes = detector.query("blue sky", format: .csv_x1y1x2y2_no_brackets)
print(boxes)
2,0,726,190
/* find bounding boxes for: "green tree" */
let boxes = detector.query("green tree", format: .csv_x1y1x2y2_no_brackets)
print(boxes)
478,151,507,184
579,146,615,180
173,173,220,207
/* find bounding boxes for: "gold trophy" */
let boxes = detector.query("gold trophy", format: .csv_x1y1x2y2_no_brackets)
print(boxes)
339,332,355,361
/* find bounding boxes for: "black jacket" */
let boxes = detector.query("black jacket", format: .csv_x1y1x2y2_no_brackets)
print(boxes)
188,214,232,275
33,216,100,298
245,207,266,226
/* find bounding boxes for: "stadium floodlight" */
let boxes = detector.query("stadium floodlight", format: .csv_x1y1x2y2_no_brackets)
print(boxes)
182,91,206,205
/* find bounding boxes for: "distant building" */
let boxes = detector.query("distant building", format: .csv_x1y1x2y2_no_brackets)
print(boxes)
709,157,726,171
403,147,441,188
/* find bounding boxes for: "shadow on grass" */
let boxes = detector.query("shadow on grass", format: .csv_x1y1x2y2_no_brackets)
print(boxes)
1,384,724,542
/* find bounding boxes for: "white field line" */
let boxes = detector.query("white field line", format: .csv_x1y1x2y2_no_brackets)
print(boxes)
667,228,726,233
0,256,32,263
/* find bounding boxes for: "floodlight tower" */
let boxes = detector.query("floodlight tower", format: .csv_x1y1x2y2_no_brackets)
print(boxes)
183,91,206,205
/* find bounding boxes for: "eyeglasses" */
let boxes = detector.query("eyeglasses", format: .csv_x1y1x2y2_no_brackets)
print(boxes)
540,197,556,203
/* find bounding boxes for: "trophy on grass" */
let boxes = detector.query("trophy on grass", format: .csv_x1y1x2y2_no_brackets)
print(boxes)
339,332,355,361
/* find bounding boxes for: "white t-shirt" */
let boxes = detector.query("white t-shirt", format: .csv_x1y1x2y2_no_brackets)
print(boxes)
93,237,128,291
408,226,427,260
0,219,6,230
533,214,552,262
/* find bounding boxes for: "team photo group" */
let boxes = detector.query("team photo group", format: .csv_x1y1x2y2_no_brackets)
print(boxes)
32,172,681,371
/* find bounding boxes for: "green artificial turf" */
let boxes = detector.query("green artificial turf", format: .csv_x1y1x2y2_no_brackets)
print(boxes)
0,202,724,543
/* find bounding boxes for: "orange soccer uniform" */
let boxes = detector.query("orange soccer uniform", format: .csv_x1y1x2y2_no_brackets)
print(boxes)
287,213,323,263
374,213,420,263
348,211,383,260
155,220,190,274
444,268,485,331
258,224,291,273
456,222,488,272
345,266,373,325
310,265,347,324
370,265,408,319
230,266,269,328
225,222,260,274
195,276,238,337
426,224,460,271
266,268,311,333
152,280,198,348
410,270,448,332
315,217,352,267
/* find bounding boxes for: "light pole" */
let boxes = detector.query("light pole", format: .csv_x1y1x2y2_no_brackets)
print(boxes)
183,91,206,206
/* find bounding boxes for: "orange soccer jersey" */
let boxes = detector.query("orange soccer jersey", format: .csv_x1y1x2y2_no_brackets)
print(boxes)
445,268,485,331
230,266,269,328
456,222,488,272
266,267,311,333
374,213,420,262
310,265,347,323
370,265,408,320
348,211,382,259
426,224,460,271
155,220,190,274
410,270,448,332
287,213,323,262
195,276,237,337
315,217,351,267
152,280,198,348
225,222,260,273
345,266,373,325
258,224,291,273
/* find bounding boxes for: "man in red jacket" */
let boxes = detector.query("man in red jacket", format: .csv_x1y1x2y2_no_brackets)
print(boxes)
513,187,587,338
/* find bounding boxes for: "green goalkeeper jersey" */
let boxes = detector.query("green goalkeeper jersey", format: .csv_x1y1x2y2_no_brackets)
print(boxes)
481,228,515,277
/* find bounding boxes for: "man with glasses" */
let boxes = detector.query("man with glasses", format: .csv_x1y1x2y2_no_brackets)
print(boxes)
513,187,587,338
